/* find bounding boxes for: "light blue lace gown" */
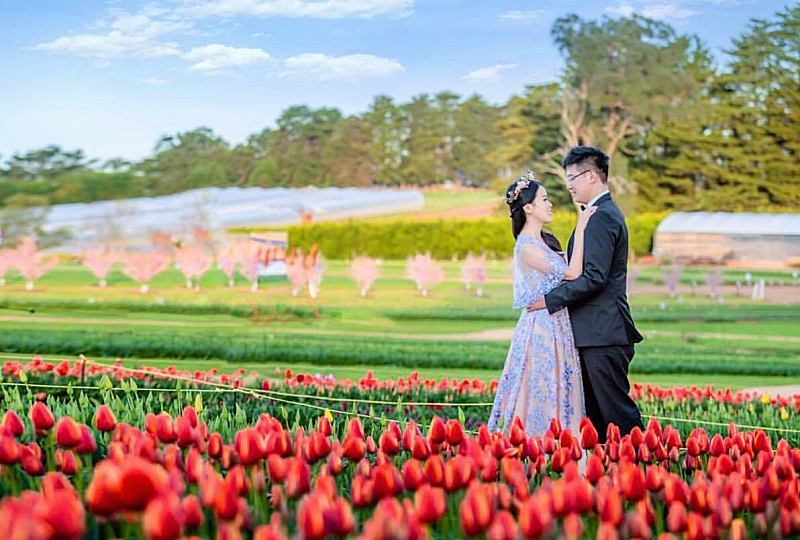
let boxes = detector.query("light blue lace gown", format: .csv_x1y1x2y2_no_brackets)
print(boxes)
488,233,586,437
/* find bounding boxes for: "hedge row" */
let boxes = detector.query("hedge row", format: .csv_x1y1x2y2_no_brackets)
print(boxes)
2,328,798,376
0,299,335,320
240,212,666,259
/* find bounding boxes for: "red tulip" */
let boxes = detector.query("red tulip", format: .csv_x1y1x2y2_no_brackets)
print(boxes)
460,482,495,536
296,494,326,540
30,402,55,432
424,454,445,486
412,436,431,461
317,415,332,436
414,484,447,524
342,434,366,462
379,430,400,455
327,451,343,476
487,510,517,540
55,417,83,448
646,465,665,492
509,417,526,446
143,495,183,540
444,454,475,492
56,448,80,475
667,501,687,532
351,475,374,508
580,422,599,450
95,405,117,432
75,425,96,454
254,515,288,540
402,459,426,491
35,487,86,540
235,428,265,466
0,435,19,464
347,417,365,440
597,485,624,526
181,447,201,485
586,454,604,485
182,495,204,529
2,411,24,437
155,413,177,444
208,432,223,459
518,491,554,538
620,462,646,501
563,513,584,540
428,416,446,444
285,457,310,498
373,463,403,499
446,419,465,446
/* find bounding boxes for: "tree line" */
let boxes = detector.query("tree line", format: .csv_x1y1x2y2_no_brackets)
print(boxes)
1,7,797,217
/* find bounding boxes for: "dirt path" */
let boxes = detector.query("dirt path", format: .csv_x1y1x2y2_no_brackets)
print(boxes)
740,385,800,398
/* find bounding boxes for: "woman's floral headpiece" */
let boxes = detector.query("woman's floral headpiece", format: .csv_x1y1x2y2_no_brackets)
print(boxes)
505,170,536,204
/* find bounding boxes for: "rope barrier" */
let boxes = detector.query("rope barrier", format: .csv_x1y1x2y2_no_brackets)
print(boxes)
2,356,798,437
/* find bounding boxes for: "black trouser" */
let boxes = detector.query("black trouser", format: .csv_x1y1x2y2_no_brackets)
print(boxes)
578,344,644,443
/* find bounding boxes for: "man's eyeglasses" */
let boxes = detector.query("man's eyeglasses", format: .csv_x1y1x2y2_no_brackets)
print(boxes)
566,169,595,184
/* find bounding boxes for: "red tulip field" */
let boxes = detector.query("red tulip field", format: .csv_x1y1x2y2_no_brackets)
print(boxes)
0,357,798,539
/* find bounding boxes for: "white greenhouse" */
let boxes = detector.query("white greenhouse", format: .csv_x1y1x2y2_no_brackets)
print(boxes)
23,186,424,251
653,212,800,265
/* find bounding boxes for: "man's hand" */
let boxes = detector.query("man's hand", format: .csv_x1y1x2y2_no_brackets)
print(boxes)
526,299,546,312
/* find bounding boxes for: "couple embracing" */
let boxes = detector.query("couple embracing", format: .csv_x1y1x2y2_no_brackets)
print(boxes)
488,146,644,443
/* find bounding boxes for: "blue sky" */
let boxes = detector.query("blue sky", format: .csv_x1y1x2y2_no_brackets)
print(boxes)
0,0,790,162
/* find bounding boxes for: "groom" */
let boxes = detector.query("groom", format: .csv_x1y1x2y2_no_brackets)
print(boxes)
527,146,644,442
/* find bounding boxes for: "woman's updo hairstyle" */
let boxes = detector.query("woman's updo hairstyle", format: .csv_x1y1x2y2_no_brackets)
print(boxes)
505,171,562,253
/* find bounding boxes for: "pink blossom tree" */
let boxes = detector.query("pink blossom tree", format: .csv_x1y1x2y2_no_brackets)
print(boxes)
217,238,249,287
122,251,171,293
460,253,487,297
82,247,120,287
240,255,261,292
406,253,445,297
304,246,324,300
285,250,308,297
174,245,213,290
350,256,380,297
11,237,59,291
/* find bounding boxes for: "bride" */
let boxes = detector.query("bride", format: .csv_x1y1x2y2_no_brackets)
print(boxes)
488,171,596,437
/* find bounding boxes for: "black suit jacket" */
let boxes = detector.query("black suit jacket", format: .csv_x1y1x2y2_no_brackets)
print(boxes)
544,193,643,348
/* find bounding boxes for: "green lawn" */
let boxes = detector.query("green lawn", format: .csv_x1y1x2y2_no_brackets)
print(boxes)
1,260,797,392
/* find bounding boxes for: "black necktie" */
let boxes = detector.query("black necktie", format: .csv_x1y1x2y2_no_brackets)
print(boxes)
580,204,586,211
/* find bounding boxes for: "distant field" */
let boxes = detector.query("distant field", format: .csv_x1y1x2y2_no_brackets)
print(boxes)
0,255,797,392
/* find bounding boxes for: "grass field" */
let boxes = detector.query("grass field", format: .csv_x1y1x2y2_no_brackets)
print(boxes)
1,257,798,392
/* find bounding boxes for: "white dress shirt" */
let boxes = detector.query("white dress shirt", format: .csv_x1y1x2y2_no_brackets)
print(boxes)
586,189,610,208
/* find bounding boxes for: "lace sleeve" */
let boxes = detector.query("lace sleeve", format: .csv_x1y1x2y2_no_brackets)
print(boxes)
512,241,566,309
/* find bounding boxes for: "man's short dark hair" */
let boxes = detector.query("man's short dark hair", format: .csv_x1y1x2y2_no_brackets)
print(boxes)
563,146,609,183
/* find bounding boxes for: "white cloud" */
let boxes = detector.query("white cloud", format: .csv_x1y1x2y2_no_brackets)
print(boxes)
182,0,414,19
498,9,545,22
463,63,518,83
604,3,636,16
35,12,186,59
183,44,271,73
605,1,698,21
138,77,168,85
640,3,697,20
281,53,404,82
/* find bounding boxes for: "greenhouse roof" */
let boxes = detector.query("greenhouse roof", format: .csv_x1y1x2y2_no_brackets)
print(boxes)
656,212,800,237
16,186,424,250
